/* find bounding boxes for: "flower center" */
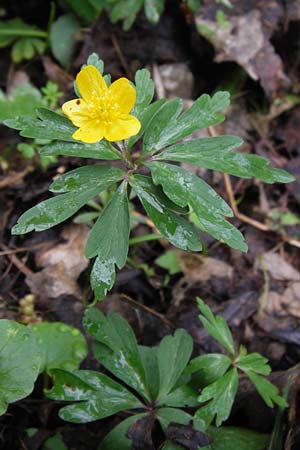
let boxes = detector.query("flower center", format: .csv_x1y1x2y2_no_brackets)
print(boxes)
88,91,119,126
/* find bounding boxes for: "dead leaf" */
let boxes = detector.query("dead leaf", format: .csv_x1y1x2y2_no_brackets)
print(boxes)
126,414,155,450
166,422,210,449
258,252,300,281
26,225,89,299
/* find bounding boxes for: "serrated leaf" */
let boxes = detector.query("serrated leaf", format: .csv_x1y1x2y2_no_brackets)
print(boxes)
46,369,143,423
50,14,80,68
49,165,124,193
85,181,130,264
12,187,100,235
158,140,294,184
207,426,269,450
30,322,87,374
157,329,193,399
133,68,155,113
4,108,76,141
0,320,40,415
236,353,271,376
144,0,165,24
143,91,230,154
196,368,239,427
244,371,287,409
40,140,120,160
187,353,232,387
84,308,149,400
100,413,147,450
130,175,202,251
197,298,235,355
147,162,247,252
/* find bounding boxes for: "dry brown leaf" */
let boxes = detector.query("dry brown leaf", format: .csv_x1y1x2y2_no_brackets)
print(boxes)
26,225,89,299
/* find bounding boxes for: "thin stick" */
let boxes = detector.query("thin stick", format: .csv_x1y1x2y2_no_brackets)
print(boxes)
0,244,33,277
111,34,132,79
120,293,175,329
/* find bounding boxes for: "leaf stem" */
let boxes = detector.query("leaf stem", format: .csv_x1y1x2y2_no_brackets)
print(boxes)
0,29,48,38
129,233,162,245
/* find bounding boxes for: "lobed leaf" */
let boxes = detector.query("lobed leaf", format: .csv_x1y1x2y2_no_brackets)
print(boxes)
243,371,287,409
142,91,230,154
236,353,271,376
197,298,235,355
46,369,143,423
84,308,149,400
157,329,193,399
187,353,232,387
100,413,147,450
196,368,239,428
147,162,247,252
130,175,202,251
12,187,100,235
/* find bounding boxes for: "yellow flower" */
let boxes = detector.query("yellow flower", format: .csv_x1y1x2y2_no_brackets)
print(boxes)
62,65,141,143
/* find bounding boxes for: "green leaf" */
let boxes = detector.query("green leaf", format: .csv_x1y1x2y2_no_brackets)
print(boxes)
133,68,155,114
0,320,40,415
50,14,80,68
147,162,247,252
155,250,181,275
197,298,235,355
158,139,294,184
207,426,269,450
243,371,287,409
12,187,100,235
163,384,199,407
236,352,271,376
187,353,232,387
4,108,76,141
90,255,116,300
143,91,230,154
43,432,67,450
49,165,124,193
196,368,239,427
46,369,143,423
30,322,87,373
85,181,130,262
110,0,144,30
144,0,165,24
130,175,202,251
142,98,183,155
40,140,120,160
138,346,159,400
128,99,166,150
0,18,46,48
65,0,98,23
84,308,149,400
0,83,43,122
157,407,192,431
157,329,193,399
100,413,147,450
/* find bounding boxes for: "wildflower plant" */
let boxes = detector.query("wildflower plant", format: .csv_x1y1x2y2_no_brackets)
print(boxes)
6,54,294,301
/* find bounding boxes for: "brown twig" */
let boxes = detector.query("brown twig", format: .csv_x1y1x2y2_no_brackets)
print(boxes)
0,243,33,277
120,293,175,329
0,240,58,256
0,166,34,189
110,34,132,79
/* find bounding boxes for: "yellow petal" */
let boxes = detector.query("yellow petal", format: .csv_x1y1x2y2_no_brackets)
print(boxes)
72,121,105,144
62,99,91,127
104,114,141,141
76,65,107,102
109,78,136,114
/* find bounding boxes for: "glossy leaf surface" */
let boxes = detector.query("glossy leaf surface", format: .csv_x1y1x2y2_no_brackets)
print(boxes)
40,140,120,160
46,369,143,423
0,320,40,415
130,175,202,251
